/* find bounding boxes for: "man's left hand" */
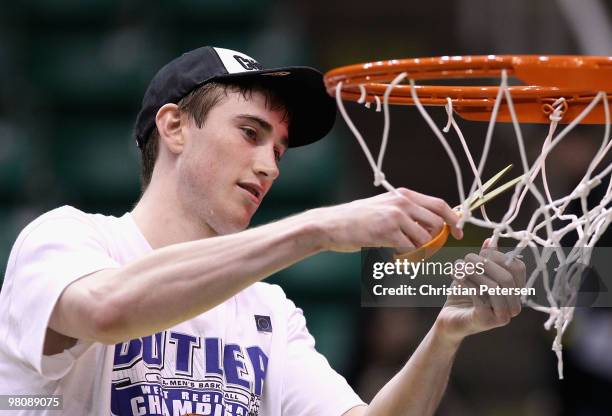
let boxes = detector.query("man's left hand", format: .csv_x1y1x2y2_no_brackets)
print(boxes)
434,245,527,344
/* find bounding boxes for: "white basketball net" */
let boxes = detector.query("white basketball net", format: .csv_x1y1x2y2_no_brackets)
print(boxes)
335,70,612,379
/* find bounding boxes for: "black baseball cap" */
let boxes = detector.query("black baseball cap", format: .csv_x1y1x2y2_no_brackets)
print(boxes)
134,46,336,149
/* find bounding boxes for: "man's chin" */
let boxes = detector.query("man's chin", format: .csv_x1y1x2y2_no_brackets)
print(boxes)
211,214,252,235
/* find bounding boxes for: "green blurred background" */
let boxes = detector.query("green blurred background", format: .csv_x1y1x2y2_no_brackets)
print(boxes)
1,1,612,415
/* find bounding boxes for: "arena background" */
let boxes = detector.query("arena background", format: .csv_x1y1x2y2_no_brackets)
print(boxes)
1,1,611,414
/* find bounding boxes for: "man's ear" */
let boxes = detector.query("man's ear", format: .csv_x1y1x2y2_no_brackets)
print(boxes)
155,103,184,154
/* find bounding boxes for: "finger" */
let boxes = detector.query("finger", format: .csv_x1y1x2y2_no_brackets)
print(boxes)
477,251,523,317
461,279,510,329
469,252,518,291
464,253,515,320
400,189,463,240
451,278,488,309
391,230,416,254
408,204,446,237
515,260,527,289
479,249,527,289
470,274,511,321
503,256,526,290
399,217,431,248
506,256,527,289
469,253,521,318
461,282,508,329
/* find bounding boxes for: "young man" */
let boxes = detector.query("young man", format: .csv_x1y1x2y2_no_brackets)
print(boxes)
0,47,525,415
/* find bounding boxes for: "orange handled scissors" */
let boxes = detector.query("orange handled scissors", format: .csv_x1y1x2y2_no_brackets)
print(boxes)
396,164,524,262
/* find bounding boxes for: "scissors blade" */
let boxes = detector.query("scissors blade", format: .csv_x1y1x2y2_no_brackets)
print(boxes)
469,174,525,211
465,164,514,207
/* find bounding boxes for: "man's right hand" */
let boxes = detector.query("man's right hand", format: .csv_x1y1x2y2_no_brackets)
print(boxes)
313,188,463,253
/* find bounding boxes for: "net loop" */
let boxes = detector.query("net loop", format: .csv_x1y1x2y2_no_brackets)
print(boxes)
373,171,386,187
358,85,367,104
542,99,569,122
443,97,454,133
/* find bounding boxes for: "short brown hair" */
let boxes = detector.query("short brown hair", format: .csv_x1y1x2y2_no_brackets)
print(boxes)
138,80,290,192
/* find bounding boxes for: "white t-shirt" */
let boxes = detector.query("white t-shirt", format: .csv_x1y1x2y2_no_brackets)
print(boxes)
0,206,364,416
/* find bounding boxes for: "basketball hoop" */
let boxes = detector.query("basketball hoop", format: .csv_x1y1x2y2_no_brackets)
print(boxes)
325,55,612,379
325,55,612,123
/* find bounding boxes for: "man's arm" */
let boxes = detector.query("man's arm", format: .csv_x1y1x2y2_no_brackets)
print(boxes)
344,246,526,416
48,189,461,348
343,322,461,416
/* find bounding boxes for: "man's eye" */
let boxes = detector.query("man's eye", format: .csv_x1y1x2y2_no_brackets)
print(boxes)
242,127,257,140
274,149,281,162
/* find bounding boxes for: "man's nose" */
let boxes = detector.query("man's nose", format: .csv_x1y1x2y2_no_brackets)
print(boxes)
253,145,280,180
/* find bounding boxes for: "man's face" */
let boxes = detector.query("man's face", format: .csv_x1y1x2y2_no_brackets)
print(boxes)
176,90,288,235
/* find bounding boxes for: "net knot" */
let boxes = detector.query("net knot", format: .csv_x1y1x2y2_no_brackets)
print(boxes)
552,337,563,353
373,171,386,186
549,113,563,123
587,177,602,189
575,183,590,198
542,98,568,123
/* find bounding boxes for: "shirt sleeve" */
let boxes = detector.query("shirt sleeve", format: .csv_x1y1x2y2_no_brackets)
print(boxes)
2,210,120,379
280,299,365,416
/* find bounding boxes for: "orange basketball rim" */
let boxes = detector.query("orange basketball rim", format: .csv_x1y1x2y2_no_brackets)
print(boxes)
324,55,612,124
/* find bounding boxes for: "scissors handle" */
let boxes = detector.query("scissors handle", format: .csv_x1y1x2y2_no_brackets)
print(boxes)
392,166,522,262
394,224,450,262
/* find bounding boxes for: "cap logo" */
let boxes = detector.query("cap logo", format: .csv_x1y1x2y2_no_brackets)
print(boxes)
234,55,263,71
213,47,263,74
